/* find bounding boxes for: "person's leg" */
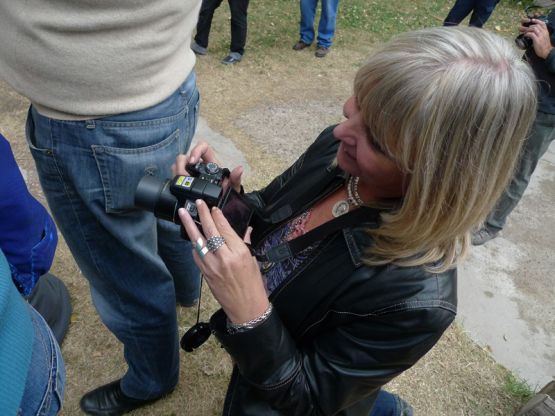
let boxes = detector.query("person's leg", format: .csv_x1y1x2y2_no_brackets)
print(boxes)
18,305,65,416
228,0,249,55
316,0,340,48
25,71,200,401
299,0,318,45
468,0,499,27
369,389,414,416
194,0,225,49
484,111,555,232
443,0,475,26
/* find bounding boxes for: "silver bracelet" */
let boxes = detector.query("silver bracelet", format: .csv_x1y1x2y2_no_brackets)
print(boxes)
227,303,273,334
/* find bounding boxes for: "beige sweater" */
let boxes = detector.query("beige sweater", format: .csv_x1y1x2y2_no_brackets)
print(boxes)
0,0,201,120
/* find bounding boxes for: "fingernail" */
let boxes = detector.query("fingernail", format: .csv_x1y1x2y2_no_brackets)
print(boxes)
196,199,203,205
190,157,196,163
178,208,186,215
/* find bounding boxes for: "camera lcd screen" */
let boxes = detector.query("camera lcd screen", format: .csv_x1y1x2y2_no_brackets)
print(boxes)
218,188,254,239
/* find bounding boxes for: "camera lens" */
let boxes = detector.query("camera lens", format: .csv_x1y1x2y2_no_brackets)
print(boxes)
135,175,180,223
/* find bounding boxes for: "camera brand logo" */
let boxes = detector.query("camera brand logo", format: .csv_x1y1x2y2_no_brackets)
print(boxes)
175,176,195,188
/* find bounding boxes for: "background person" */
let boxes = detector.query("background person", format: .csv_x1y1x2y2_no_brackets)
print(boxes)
175,26,537,415
0,133,71,345
191,0,250,65
0,134,65,416
443,0,500,28
293,0,341,58
0,1,203,414
473,11,555,245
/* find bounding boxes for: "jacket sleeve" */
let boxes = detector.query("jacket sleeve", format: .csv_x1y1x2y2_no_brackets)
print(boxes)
0,134,58,296
210,276,456,415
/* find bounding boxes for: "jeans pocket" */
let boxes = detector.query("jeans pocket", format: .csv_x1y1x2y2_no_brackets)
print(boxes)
92,129,181,213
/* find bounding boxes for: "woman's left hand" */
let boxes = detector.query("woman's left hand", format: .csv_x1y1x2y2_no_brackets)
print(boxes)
178,199,269,324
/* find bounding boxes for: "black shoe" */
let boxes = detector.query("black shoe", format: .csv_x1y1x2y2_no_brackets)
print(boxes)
27,273,72,344
80,380,168,416
292,40,310,50
221,52,242,65
315,46,330,58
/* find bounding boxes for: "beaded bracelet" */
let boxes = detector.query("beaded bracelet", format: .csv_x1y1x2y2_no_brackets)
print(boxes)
227,303,273,334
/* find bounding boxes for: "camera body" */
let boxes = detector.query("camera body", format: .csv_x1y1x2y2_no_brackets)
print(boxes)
135,162,253,239
515,7,551,50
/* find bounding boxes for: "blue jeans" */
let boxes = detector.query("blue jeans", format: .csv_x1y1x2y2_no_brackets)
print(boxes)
369,390,413,416
299,0,340,48
443,0,500,28
486,111,555,231
19,305,65,416
25,72,201,399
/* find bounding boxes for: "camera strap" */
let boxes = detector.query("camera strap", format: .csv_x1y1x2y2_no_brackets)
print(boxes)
254,206,381,263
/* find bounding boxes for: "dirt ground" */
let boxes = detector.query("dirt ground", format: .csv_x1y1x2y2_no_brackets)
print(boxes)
0,28,533,416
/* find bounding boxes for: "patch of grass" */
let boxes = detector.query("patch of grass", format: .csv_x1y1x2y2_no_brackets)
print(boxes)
504,373,535,402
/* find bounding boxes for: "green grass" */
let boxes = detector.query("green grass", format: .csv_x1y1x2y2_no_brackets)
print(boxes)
504,373,535,402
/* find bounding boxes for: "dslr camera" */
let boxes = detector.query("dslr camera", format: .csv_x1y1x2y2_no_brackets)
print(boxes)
515,6,552,50
135,162,253,239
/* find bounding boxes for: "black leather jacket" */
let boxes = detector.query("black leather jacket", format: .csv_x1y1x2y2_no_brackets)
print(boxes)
210,126,457,416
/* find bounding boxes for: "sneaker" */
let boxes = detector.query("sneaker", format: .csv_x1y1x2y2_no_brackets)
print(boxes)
292,40,310,51
221,52,242,65
191,41,207,55
315,46,330,58
471,226,500,246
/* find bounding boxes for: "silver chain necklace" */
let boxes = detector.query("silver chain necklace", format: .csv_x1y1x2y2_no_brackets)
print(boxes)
331,176,364,217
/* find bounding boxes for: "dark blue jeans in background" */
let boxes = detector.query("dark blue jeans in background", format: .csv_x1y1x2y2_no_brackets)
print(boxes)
443,0,500,27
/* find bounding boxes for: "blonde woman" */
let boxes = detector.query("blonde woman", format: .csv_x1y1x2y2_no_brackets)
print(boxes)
175,27,536,415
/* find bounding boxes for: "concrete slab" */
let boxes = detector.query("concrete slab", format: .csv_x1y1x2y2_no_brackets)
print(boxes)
192,117,251,174
458,140,555,389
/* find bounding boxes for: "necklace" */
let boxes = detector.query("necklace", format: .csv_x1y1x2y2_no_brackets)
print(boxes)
331,176,364,217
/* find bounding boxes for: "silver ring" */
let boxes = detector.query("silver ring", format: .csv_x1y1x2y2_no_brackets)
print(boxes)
194,238,209,258
195,238,204,251
207,236,226,253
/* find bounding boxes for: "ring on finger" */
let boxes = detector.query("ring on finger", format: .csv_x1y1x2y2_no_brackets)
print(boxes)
195,238,209,258
207,236,226,253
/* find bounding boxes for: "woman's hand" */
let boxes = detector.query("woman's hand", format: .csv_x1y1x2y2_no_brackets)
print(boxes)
520,18,554,59
172,141,244,193
178,199,269,324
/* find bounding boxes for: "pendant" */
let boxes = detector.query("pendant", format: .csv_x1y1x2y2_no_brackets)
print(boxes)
332,199,350,217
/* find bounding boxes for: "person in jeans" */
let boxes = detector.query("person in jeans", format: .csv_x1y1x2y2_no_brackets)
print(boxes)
0,1,203,414
191,0,250,65
293,0,340,58
0,249,65,416
443,0,500,28
473,12,555,245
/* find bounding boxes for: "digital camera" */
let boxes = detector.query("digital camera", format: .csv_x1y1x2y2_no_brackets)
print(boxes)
135,162,253,239
515,6,551,50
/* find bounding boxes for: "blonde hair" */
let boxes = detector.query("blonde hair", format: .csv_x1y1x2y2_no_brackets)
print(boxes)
354,27,537,272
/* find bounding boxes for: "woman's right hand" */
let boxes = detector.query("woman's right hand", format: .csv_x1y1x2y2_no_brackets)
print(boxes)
172,141,244,193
